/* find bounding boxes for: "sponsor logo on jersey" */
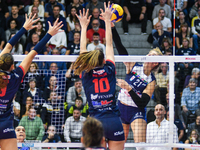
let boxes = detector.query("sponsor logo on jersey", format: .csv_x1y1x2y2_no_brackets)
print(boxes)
0,104,7,109
114,130,124,136
0,99,9,103
91,94,113,100
130,75,135,81
3,128,14,133
91,94,98,100
92,100,113,107
134,112,143,118
93,69,105,75
93,69,107,77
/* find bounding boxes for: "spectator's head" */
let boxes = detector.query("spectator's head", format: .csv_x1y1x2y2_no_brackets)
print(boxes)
159,0,166,6
53,5,61,17
93,32,100,45
161,37,172,50
178,22,188,34
26,96,33,106
29,62,38,73
92,8,100,19
28,107,36,120
74,21,81,31
191,68,200,79
155,22,163,31
50,0,56,5
47,125,56,134
35,21,44,31
70,6,77,17
31,6,39,16
73,0,79,5
74,31,81,43
73,108,81,121
11,5,19,15
52,48,60,55
92,0,98,4
178,11,185,20
33,0,40,6
182,38,189,48
158,8,165,19
92,19,100,32
49,91,59,104
50,63,58,73
196,115,200,125
75,97,83,108
189,129,199,143
160,62,168,75
49,75,57,86
164,49,172,55
32,33,39,44
15,126,26,143
29,78,36,89
81,117,104,147
188,78,197,91
154,104,166,121
74,78,82,89
9,19,18,30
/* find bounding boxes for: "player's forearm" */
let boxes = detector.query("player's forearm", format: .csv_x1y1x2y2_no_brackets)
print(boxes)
80,27,87,54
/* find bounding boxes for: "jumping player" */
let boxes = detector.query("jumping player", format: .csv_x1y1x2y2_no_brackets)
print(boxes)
0,14,63,150
72,4,125,150
111,24,162,150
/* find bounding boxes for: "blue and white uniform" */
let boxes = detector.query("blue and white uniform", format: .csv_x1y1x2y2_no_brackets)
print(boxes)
81,60,124,141
0,66,25,139
118,63,156,124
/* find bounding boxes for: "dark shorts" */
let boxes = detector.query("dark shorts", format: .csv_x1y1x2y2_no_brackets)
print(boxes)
118,101,146,124
0,115,16,139
96,116,125,141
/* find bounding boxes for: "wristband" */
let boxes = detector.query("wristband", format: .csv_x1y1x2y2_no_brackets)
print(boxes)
8,27,27,46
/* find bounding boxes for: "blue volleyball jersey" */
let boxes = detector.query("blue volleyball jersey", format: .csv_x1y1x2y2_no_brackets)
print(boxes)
0,66,25,118
118,63,156,107
81,60,119,117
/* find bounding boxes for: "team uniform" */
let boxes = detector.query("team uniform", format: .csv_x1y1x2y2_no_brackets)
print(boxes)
0,66,25,139
81,60,124,141
118,63,156,124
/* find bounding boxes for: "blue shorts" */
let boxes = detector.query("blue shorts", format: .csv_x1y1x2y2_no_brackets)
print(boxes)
0,115,16,139
96,116,125,141
118,101,146,124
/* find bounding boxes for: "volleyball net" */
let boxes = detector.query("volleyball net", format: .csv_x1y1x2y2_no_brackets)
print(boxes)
13,55,200,149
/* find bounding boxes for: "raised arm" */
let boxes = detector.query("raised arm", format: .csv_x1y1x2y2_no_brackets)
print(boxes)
0,13,39,57
20,18,63,74
100,2,115,63
76,9,91,54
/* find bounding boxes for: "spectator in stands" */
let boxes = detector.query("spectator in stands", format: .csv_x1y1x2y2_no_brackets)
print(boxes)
67,21,81,43
176,38,195,55
66,97,88,118
153,8,172,34
27,20,46,43
0,27,6,51
66,6,78,32
146,104,179,149
190,0,200,19
185,129,200,145
66,0,83,16
87,32,105,54
187,115,200,138
44,0,66,18
85,0,104,15
184,68,200,88
21,96,33,117
168,0,188,17
175,11,190,33
161,37,173,54
19,107,45,140
176,23,193,50
152,0,171,19
192,6,200,53
45,5,67,31
6,5,24,30
87,19,105,44
20,0,32,14
66,31,81,55
166,111,185,142
64,108,86,142
88,8,105,30
29,6,45,22
25,33,47,55
152,22,171,48
9,33,23,55
0,0,9,19
155,62,169,105
181,78,200,124
42,125,62,143
46,27,67,55
66,78,87,106
122,0,147,35
28,0,44,18
13,97,21,128
15,126,26,143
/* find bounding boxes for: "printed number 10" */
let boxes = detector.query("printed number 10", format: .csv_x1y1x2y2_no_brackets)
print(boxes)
92,78,110,93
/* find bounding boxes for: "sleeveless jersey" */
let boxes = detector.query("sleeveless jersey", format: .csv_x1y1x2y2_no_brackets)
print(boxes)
118,63,156,107
81,60,119,118
0,66,24,118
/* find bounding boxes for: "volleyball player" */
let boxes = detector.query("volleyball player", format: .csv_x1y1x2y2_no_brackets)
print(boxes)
111,24,162,150
73,3,125,150
0,13,63,150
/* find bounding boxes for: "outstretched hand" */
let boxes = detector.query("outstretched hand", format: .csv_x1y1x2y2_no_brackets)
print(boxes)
23,13,40,30
76,8,91,28
99,1,115,22
47,18,64,36
116,79,131,91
